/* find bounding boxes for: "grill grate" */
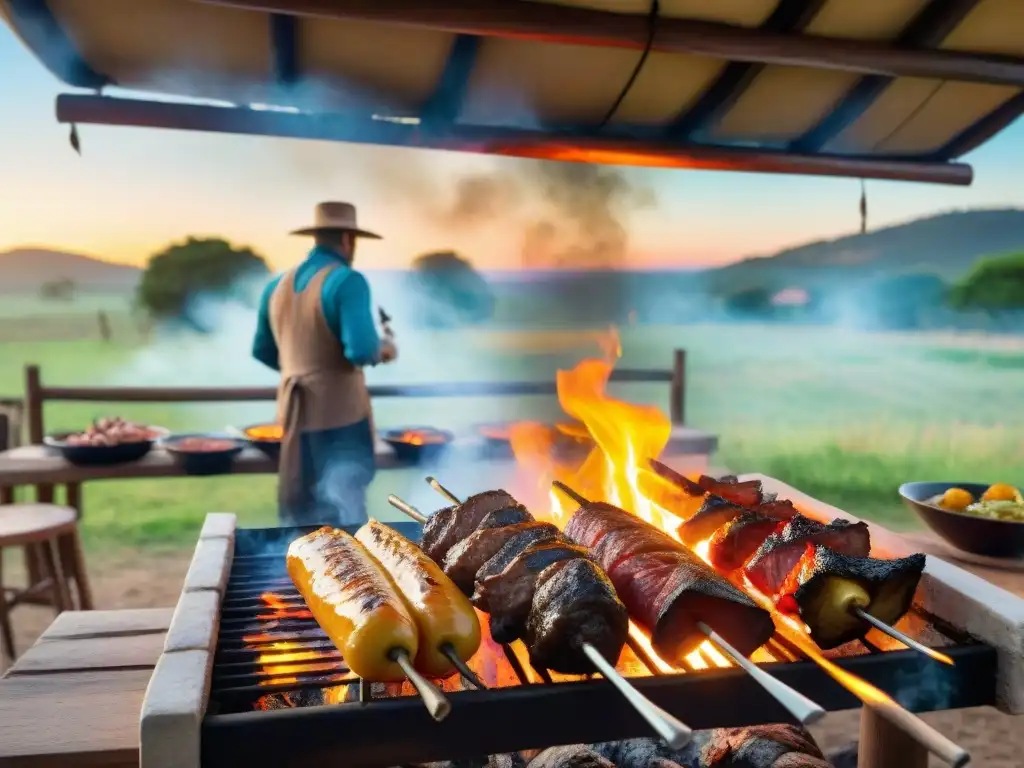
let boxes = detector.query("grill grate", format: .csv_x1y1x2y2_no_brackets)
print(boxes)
202,524,999,768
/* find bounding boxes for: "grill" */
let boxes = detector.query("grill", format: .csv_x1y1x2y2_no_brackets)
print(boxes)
198,523,998,768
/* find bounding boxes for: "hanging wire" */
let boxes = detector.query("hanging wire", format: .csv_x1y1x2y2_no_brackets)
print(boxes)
598,0,660,128
859,178,867,234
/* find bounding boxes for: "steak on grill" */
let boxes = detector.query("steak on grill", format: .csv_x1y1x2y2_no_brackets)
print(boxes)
421,490,521,562
443,512,536,594
471,523,560,605
707,513,786,573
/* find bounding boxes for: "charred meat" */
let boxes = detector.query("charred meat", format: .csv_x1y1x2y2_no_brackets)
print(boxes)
564,501,774,659
678,495,750,546
696,476,764,508
476,541,591,643
744,516,871,596
443,516,538,594
778,544,926,649
472,523,560,597
421,490,521,562
707,513,785,573
648,458,704,496
525,558,629,674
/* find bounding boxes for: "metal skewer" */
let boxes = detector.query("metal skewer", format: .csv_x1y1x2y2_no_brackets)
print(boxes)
696,623,824,726
389,648,451,721
552,481,829,727
424,479,692,750
851,606,954,666
385,495,488,691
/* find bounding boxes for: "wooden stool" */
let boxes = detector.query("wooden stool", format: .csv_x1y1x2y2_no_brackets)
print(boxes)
0,504,93,661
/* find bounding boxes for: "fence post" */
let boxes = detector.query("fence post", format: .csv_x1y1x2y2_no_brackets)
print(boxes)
25,365,44,444
670,349,686,425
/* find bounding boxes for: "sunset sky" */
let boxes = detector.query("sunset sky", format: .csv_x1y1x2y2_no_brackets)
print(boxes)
1,24,1023,272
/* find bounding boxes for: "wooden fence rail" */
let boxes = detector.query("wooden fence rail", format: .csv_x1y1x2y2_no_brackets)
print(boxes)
20,349,687,444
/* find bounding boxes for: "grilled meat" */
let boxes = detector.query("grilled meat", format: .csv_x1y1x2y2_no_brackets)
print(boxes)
753,499,798,522
526,558,629,673
744,516,871,596
421,490,521,562
696,476,764,508
679,495,750,546
287,526,418,681
648,458,704,496
355,520,481,678
779,544,926,649
476,541,591,643
472,523,560,605
707,513,785,572
527,746,614,768
443,515,537,594
564,501,774,659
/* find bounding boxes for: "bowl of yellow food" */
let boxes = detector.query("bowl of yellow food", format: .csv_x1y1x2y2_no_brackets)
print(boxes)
241,423,283,460
899,481,1024,558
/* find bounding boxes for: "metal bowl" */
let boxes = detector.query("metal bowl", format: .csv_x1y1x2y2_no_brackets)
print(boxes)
899,481,1024,559
240,423,282,460
382,427,454,464
44,426,169,467
162,434,246,476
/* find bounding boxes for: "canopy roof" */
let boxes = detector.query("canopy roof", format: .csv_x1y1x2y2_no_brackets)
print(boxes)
3,0,1023,184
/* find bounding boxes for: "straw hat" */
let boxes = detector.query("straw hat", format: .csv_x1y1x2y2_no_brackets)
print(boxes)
290,201,382,239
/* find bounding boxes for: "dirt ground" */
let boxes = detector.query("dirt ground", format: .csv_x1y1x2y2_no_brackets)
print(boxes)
3,549,1022,767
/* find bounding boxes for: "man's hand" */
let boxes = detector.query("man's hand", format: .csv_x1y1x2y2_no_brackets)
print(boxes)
379,338,398,364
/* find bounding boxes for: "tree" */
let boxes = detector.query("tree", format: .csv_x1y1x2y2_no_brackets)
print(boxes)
408,251,495,327
39,278,75,301
136,237,270,331
948,251,1024,316
723,286,774,319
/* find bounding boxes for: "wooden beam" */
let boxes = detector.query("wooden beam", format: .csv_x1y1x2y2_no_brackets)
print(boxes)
665,0,826,139
5,0,109,88
419,34,480,129
793,0,982,153
269,13,300,85
193,0,1024,86
54,93,974,185
933,89,1024,159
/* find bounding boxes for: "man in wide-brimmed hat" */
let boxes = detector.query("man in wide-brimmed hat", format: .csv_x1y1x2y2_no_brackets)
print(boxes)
252,202,397,526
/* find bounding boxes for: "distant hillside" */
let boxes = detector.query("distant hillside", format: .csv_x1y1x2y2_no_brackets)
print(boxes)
707,208,1024,290
0,248,140,293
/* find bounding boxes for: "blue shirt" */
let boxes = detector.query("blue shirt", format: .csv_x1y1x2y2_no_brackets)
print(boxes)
252,246,381,371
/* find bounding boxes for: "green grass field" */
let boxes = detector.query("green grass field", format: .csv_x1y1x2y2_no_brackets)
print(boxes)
2,295,1022,552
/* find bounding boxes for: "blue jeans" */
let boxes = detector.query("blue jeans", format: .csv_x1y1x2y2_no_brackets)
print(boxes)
280,418,376,528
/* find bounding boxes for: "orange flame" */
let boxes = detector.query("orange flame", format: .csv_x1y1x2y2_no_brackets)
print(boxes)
509,332,726,669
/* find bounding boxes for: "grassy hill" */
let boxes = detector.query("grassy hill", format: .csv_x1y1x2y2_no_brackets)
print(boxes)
705,208,1024,291
0,248,140,293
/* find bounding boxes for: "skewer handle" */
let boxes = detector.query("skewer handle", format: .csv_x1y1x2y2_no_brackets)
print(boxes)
387,495,428,524
426,476,461,505
552,481,590,507
440,643,488,690
696,623,825,726
581,643,692,750
851,607,954,666
390,648,452,722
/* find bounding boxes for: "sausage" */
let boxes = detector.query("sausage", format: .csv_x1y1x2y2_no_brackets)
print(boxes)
287,526,419,681
356,520,481,678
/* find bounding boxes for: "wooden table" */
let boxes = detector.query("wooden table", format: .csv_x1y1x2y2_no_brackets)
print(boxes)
0,608,172,768
0,427,718,488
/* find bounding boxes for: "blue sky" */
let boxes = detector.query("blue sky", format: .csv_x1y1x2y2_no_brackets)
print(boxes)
1,23,1022,270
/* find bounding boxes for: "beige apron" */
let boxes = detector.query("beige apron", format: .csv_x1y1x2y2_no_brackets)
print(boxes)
268,265,373,511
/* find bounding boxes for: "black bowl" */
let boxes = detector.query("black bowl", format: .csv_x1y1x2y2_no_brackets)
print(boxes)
240,423,281,460
899,481,1024,559
162,434,246,476
44,427,169,467
382,428,454,464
